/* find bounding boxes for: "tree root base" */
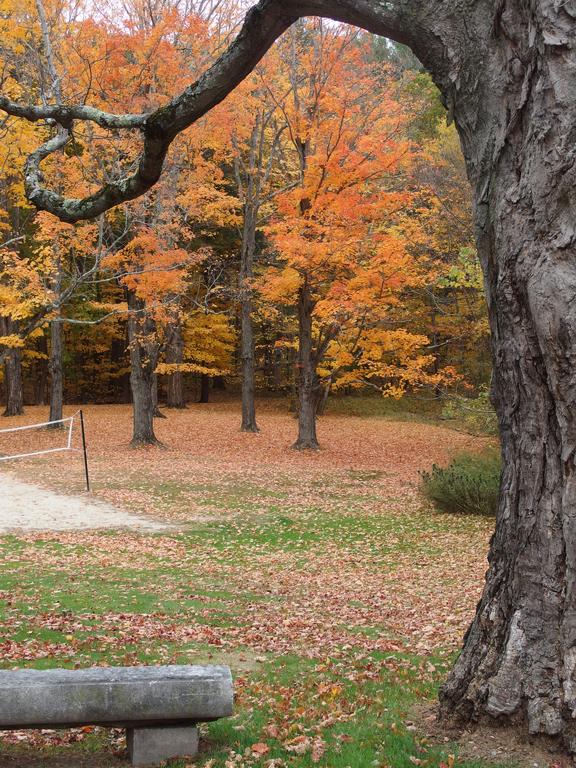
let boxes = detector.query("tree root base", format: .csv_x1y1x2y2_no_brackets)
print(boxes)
413,703,573,766
292,441,320,451
129,438,165,449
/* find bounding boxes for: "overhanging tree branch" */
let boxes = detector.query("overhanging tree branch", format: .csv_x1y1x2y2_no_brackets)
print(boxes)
0,0,424,223
0,97,148,129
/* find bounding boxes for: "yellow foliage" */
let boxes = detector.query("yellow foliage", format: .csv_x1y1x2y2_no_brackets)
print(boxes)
174,311,237,376
0,334,25,348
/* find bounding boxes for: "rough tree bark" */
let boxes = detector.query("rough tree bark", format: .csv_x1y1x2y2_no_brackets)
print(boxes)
431,3,576,749
3,0,576,749
281,0,576,748
294,274,320,450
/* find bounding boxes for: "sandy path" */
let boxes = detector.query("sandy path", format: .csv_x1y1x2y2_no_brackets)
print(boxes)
0,473,170,533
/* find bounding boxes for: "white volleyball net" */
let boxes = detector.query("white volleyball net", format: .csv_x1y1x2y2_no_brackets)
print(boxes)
0,411,90,490
0,413,77,462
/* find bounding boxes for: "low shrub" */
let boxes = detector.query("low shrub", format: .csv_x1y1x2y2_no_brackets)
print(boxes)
420,449,501,516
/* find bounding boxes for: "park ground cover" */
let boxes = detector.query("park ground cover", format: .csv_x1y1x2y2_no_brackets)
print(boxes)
0,401,541,767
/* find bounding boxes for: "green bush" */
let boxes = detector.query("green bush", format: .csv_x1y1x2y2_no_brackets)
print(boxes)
420,449,501,516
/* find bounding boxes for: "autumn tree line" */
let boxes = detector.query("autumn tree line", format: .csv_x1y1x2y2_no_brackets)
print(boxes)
0,0,489,448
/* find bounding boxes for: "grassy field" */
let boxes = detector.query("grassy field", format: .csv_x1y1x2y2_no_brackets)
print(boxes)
0,400,536,767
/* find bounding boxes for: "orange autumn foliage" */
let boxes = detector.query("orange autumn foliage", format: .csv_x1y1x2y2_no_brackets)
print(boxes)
259,21,460,399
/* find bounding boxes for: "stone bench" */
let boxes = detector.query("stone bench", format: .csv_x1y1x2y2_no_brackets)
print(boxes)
0,664,233,767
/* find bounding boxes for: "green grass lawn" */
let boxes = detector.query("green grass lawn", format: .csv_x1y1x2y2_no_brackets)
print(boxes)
0,404,515,767
0,470,514,768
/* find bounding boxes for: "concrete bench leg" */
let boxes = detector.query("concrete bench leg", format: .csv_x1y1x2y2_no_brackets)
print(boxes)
127,724,199,767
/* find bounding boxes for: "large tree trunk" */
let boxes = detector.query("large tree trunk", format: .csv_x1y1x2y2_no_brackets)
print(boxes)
48,317,63,427
130,358,156,445
165,323,186,409
293,0,576,746
276,0,576,747
436,5,576,749
239,203,259,432
284,0,576,743
3,346,23,417
294,274,319,450
126,290,160,446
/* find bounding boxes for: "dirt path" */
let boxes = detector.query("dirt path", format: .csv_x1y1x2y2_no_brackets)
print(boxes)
0,473,170,533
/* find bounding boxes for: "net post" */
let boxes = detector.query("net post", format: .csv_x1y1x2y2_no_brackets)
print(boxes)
79,410,90,492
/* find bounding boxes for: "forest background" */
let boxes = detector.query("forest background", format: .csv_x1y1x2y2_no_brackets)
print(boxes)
0,0,490,447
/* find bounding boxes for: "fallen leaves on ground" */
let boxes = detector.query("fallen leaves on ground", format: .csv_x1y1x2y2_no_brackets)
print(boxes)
0,402,499,767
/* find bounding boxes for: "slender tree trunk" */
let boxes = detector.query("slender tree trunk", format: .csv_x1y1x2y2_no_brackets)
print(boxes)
294,274,319,450
2,346,23,417
151,372,166,418
48,259,64,426
273,346,282,390
1,315,23,417
165,323,186,408
34,333,49,406
166,373,186,407
315,377,331,417
126,290,159,446
199,374,210,403
239,203,259,432
48,317,63,428
265,336,281,391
